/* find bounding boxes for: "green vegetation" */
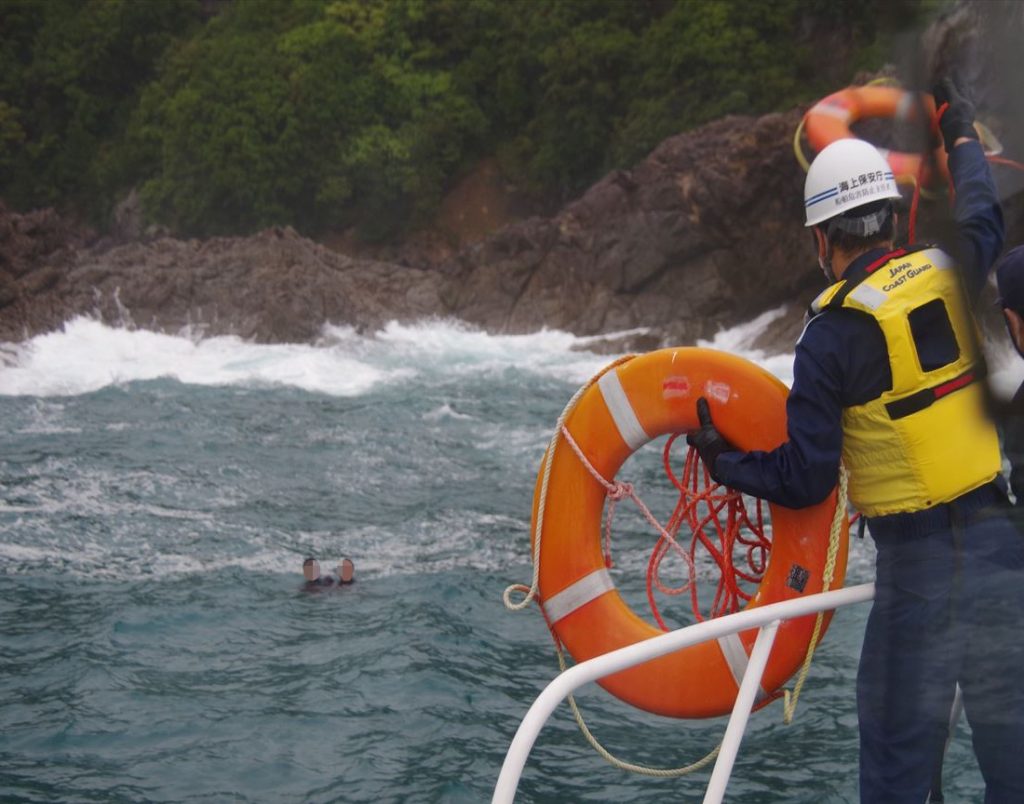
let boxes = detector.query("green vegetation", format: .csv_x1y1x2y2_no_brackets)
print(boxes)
0,0,927,241
0,0,202,214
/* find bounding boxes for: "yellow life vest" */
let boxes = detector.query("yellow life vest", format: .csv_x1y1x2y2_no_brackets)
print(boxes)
810,246,1001,517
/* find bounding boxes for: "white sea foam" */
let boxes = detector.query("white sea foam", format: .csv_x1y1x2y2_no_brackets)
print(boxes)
0,536,301,579
0,315,799,398
7,309,1018,407
0,317,402,398
696,306,795,386
320,319,628,383
0,512,531,580
422,403,474,421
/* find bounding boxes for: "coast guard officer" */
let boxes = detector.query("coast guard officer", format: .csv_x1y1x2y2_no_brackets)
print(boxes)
689,77,1024,802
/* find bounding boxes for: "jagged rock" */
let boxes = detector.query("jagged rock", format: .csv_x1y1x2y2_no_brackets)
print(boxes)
0,107,816,348
2,81,1023,352
440,108,821,348
0,226,446,344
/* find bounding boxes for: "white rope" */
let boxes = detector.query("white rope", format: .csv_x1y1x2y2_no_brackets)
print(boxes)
782,463,849,724
503,355,850,775
557,423,696,591
504,352,721,776
555,638,722,777
502,355,635,611
559,466,850,773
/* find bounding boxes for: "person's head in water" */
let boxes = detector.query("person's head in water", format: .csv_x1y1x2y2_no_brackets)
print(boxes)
338,558,355,584
302,557,321,582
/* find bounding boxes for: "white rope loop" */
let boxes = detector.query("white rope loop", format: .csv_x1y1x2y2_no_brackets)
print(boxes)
505,353,717,776
557,422,696,588
503,353,850,774
503,355,636,611
556,639,723,777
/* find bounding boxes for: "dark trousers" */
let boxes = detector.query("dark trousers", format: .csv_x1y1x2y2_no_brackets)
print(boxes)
858,484,1024,803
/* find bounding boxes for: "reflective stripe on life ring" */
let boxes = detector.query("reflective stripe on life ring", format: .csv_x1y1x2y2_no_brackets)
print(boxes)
803,86,948,187
531,347,849,719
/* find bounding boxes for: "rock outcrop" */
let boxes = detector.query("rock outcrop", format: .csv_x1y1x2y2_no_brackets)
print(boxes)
12,228,447,344
1,98,1021,352
5,1,1024,353
0,107,824,351
441,109,816,347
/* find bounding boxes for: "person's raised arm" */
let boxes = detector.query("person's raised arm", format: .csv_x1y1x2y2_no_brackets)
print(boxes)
934,76,1005,295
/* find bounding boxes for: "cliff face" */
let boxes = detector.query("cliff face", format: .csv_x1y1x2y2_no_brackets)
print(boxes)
441,108,815,347
4,1,1024,354
0,106,825,351
1,96,1020,352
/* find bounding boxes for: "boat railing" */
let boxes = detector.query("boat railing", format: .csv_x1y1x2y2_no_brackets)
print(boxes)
493,582,875,804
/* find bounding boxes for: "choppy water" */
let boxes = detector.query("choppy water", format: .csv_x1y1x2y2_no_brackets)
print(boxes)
2,314,1019,803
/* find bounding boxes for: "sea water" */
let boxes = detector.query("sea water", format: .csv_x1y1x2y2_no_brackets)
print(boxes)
2,313,1019,803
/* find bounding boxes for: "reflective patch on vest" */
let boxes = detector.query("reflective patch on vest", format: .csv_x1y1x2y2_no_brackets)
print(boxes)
598,370,650,451
848,283,887,311
929,248,953,270
542,568,615,624
718,632,769,704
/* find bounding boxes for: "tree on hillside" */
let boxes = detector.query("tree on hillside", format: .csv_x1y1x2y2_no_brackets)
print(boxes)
0,0,200,216
1,0,928,241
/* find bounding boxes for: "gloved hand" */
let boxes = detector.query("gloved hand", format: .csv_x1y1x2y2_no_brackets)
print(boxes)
933,75,978,153
686,397,736,481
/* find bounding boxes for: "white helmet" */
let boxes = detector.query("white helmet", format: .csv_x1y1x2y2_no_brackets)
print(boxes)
804,138,901,228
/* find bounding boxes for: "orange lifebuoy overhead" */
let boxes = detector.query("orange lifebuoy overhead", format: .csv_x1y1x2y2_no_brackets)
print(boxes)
803,86,948,187
531,347,849,719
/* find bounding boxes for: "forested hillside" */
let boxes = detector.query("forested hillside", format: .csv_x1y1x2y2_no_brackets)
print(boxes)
0,0,926,242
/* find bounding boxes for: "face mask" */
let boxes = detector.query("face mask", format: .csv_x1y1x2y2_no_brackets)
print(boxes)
818,253,836,284
813,228,835,283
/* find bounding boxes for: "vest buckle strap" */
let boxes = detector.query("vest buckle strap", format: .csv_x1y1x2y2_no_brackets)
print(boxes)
884,370,976,420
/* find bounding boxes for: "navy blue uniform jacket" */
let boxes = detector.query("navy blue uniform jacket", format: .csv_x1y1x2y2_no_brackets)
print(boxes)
715,141,1004,509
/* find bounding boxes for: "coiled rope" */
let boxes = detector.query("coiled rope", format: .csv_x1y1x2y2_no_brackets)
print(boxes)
651,438,770,628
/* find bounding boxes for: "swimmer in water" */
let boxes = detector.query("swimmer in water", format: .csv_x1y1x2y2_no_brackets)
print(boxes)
301,557,334,590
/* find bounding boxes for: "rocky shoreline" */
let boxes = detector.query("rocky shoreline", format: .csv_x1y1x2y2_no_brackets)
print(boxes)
2,101,1021,355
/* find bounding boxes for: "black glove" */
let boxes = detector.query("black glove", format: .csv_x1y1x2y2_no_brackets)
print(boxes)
933,75,978,153
686,397,736,481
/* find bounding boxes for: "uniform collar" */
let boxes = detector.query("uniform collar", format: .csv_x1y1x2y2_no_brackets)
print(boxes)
840,246,900,285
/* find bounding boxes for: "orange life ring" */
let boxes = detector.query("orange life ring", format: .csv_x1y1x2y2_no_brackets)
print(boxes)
531,347,849,719
803,85,948,187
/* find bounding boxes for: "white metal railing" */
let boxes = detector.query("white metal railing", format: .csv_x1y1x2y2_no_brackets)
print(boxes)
493,582,875,804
